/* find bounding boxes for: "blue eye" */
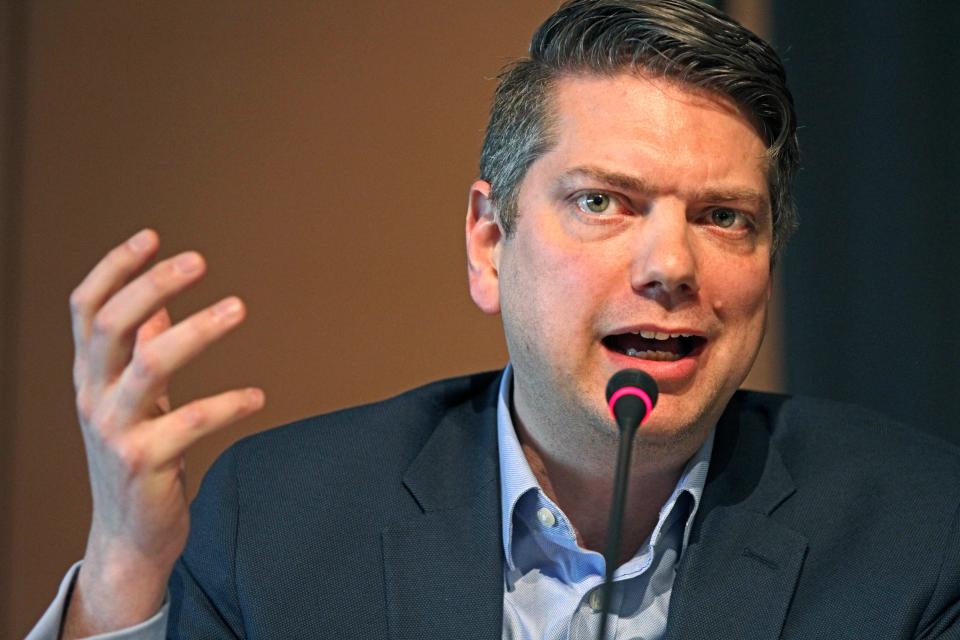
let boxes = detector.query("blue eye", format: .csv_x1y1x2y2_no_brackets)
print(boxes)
576,193,612,214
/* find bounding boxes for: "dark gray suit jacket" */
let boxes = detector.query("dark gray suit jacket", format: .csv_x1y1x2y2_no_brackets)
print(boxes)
168,371,960,639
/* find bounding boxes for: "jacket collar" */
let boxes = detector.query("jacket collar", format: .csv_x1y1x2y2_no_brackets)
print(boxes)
382,371,504,640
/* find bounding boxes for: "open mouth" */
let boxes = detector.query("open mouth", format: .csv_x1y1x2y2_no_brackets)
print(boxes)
602,330,706,362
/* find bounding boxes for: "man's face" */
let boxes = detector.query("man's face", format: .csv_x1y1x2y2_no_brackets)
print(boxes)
469,72,772,453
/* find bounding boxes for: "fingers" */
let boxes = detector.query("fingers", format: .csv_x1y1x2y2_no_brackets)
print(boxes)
70,229,159,348
87,251,207,380
142,388,265,468
117,297,247,416
135,309,174,414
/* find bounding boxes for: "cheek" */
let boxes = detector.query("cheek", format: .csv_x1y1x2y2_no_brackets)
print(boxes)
500,233,611,342
707,260,771,323
506,230,583,296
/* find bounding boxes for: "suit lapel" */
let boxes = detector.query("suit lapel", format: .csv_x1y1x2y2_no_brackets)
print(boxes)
382,374,504,640
666,393,809,640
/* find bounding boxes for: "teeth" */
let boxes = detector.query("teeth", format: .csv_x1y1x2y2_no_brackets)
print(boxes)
637,330,680,341
624,347,682,362
629,330,697,339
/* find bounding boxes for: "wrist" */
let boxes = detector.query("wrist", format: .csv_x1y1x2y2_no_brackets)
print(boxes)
62,538,174,638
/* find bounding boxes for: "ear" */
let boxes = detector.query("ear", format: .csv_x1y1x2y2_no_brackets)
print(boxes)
465,180,503,315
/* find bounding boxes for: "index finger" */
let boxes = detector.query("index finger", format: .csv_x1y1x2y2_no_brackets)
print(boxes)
70,229,160,346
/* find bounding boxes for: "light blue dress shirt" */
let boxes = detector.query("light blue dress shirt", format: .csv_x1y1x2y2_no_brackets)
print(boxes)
497,366,713,640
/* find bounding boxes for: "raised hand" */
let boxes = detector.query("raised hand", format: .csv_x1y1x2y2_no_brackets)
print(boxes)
62,229,264,637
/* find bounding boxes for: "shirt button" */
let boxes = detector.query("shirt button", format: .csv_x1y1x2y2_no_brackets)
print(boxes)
588,590,603,612
536,507,557,527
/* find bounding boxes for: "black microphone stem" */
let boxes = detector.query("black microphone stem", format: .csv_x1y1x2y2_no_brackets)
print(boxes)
596,419,638,640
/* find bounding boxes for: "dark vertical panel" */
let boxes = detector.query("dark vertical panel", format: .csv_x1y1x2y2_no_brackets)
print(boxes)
0,0,27,635
775,3,960,443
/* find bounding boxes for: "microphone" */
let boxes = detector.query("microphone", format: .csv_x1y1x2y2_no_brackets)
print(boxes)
596,369,659,640
606,368,659,432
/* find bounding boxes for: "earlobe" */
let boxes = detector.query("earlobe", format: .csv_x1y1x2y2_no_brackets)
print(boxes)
465,180,503,315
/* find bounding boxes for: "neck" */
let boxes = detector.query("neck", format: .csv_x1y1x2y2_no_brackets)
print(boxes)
511,402,703,564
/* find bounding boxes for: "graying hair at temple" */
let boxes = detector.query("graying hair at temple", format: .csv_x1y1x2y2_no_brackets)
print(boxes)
479,0,799,262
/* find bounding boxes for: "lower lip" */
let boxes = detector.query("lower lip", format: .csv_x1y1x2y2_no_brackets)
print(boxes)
602,345,701,387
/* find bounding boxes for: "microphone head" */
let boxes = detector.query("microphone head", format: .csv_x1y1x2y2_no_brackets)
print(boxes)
606,369,659,431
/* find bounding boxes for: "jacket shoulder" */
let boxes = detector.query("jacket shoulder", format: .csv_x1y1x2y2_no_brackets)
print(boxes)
732,389,960,500
229,369,502,461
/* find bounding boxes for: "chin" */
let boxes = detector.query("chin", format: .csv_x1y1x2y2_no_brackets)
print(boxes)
634,392,722,448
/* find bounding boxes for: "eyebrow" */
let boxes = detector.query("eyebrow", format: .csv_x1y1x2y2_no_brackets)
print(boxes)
557,166,656,195
557,165,771,214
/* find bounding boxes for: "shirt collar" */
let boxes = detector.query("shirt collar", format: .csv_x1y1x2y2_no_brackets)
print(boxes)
497,365,544,571
496,364,714,572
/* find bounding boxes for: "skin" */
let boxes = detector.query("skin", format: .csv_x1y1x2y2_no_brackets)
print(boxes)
466,72,773,558
63,229,265,637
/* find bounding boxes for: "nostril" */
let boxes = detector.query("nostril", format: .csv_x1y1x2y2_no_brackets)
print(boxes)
631,254,699,296
633,278,699,310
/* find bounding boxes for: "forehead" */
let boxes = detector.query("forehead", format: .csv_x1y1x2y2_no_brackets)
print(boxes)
538,72,770,196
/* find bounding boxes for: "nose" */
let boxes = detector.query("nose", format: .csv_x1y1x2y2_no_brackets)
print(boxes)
630,201,699,306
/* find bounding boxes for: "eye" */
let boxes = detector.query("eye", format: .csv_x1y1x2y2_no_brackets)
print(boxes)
575,192,613,214
709,208,749,229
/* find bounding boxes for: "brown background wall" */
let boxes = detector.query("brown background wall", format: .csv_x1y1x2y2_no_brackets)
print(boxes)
1,2,779,636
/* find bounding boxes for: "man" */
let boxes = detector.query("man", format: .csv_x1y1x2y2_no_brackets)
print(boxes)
30,0,960,638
